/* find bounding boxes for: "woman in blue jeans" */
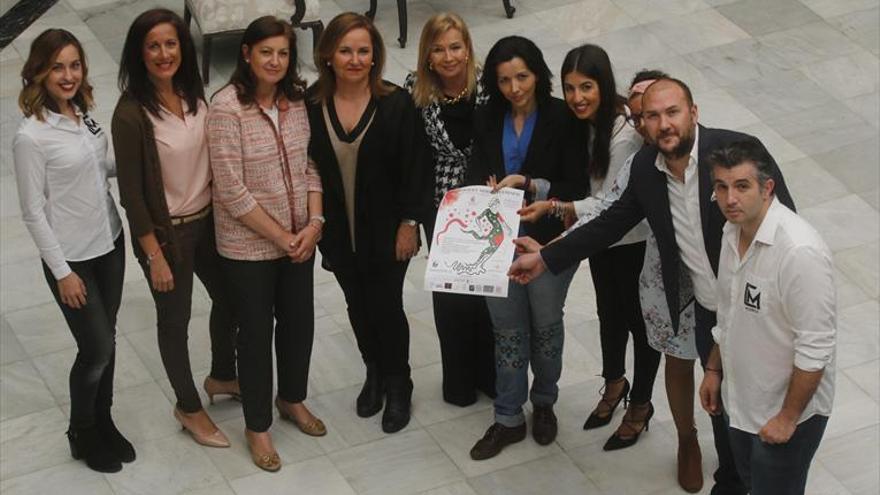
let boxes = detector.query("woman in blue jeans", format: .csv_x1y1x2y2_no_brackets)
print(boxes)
466,36,586,461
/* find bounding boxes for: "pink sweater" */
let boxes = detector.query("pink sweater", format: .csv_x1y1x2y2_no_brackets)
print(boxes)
207,85,322,260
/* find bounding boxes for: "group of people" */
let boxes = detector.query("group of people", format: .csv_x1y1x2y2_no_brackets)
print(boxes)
12,6,837,495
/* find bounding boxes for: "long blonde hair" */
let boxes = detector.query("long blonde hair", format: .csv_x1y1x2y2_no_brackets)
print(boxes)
19,29,94,121
411,12,477,108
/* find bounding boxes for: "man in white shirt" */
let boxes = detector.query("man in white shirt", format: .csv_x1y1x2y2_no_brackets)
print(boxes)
699,139,835,495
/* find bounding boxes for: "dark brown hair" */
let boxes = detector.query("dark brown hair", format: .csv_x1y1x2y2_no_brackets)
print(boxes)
311,12,392,103
118,8,204,117
19,29,94,121
224,16,306,105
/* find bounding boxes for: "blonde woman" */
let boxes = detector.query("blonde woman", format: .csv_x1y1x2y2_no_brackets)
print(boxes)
404,13,494,407
13,29,133,473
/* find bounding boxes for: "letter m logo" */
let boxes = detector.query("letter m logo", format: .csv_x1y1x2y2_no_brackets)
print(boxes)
743,282,761,311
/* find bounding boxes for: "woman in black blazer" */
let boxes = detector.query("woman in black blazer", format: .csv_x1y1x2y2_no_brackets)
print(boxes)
467,36,587,461
305,12,429,434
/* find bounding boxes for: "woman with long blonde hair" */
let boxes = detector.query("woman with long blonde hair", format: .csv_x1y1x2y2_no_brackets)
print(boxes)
404,12,495,407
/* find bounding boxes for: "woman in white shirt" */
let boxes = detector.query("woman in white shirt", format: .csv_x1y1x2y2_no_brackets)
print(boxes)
520,44,660,450
13,29,133,474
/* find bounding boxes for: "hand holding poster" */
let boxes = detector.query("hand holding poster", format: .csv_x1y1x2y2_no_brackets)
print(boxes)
424,186,524,297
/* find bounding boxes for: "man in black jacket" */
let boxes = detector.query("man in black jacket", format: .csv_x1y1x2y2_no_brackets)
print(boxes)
509,78,795,495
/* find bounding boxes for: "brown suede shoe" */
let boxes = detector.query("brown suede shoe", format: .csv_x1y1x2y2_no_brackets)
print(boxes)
532,404,558,445
469,423,527,460
677,429,704,493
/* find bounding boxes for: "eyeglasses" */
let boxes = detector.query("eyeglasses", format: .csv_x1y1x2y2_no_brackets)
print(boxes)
628,113,643,128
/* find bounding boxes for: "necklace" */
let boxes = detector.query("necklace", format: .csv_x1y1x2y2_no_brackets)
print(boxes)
442,85,469,105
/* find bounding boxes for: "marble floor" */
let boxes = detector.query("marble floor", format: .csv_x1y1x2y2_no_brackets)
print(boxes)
1,0,878,493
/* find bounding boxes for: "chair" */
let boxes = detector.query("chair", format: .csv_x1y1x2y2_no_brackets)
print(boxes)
184,0,322,84
365,0,515,49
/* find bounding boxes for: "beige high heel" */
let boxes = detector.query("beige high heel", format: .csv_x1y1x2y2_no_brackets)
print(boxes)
245,429,281,472
173,407,230,448
203,376,241,404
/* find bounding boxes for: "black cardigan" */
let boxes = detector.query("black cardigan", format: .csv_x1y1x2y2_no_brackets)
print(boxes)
306,84,430,268
466,96,588,245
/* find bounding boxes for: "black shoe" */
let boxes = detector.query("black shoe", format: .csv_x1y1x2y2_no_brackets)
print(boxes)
98,417,136,463
67,427,123,473
532,404,557,445
603,402,654,451
357,363,384,418
469,423,527,460
382,376,413,433
583,378,630,430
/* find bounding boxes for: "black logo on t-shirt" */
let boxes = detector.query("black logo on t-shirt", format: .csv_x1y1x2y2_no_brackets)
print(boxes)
744,282,761,312
82,114,103,136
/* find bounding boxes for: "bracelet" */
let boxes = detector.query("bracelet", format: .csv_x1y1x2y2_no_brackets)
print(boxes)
309,215,325,224
522,175,532,195
705,367,723,374
146,246,163,265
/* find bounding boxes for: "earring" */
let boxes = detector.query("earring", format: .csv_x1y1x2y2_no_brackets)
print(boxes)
245,59,250,63
428,62,434,71
371,61,375,66
326,61,331,66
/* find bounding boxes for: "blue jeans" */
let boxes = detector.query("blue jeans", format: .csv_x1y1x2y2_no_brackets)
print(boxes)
727,414,828,495
486,264,577,427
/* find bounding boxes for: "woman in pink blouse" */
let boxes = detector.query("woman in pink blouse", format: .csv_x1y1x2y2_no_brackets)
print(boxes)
208,16,324,473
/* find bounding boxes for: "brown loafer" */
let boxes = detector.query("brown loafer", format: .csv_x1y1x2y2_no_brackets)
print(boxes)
677,429,704,493
532,404,558,445
470,422,527,460
246,429,281,472
275,398,327,437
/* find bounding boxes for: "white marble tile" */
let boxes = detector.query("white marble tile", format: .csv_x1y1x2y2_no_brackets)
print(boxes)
0,259,56,313
716,0,822,36
835,241,880,299
0,461,114,495
469,453,599,495
802,48,879,101
725,68,835,121
777,156,850,208
611,0,711,24
31,337,152,405
0,407,70,479
0,360,56,421
842,91,880,129
0,217,40,268
181,481,236,495
329,429,463,495
123,311,214,384
764,102,877,156
803,460,854,495
104,433,226,494
532,0,638,43
799,0,879,18
11,13,98,57
426,409,562,478
816,425,879,495
735,121,806,163
614,55,715,95
102,381,177,444
828,7,880,56
306,385,415,449
644,8,750,55
582,25,677,69
823,371,879,440
229,455,356,495
5,302,75,358
309,330,370,396
691,87,761,130
813,137,880,196
757,21,863,67
800,195,879,252
419,480,478,495
0,316,25,365
835,300,880,370
843,358,880,402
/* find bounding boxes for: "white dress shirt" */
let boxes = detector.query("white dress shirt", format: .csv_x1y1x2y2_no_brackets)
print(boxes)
654,127,717,311
13,109,123,280
712,197,836,434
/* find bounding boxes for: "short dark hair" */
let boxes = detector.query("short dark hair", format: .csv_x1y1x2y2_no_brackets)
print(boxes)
708,137,775,191
644,77,694,107
118,8,204,117
629,69,669,89
225,16,306,105
481,36,552,113
560,44,623,180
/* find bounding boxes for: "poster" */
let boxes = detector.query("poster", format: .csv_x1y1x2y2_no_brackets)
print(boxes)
424,186,523,298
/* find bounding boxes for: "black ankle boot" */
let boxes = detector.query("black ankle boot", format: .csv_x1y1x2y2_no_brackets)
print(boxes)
382,376,413,433
97,417,136,463
357,363,384,418
67,427,123,473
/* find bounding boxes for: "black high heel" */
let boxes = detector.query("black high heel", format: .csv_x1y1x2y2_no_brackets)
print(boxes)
602,402,654,451
583,378,630,430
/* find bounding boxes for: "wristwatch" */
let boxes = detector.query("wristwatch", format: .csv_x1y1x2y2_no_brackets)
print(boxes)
401,219,418,226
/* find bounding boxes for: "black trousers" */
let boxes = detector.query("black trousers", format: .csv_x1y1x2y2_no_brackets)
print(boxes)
424,218,495,405
43,234,125,429
136,215,237,413
588,241,660,404
696,302,748,495
222,256,316,433
331,256,411,379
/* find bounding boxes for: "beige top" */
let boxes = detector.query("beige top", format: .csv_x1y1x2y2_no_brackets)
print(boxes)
147,99,212,216
322,104,374,252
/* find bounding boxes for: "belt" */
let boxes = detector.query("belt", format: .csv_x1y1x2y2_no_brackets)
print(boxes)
170,205,211,226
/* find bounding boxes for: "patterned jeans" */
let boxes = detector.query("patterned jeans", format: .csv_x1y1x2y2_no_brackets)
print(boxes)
486,264,578,427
